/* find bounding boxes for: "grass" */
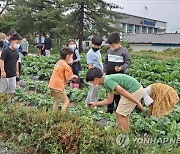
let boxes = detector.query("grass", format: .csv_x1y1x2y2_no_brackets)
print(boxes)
131,48,180,60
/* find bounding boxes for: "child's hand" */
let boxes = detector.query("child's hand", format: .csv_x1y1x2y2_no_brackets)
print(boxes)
88,102,96,107
115,66,121,72
1,71,6,78
141,107,147,111
16,71,19,78
138,105,147,111
72,75,78,80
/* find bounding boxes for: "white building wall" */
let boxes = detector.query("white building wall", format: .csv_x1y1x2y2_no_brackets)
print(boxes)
117,13,167,34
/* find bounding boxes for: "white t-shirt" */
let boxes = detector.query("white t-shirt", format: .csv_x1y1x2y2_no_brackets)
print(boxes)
143,85,154,106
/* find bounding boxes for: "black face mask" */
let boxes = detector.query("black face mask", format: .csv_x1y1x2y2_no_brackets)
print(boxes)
92,47,100,52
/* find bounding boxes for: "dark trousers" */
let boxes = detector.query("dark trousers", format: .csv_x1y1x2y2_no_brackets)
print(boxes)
106,94,121,114
16,62,21,82
22,51,28,56
72,65,80,84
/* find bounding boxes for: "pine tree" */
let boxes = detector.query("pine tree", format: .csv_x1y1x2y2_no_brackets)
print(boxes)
63,0,121,51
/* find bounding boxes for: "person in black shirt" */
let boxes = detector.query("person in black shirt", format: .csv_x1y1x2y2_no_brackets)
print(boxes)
43,33,52,56
104,32,131,114
0,33,22,102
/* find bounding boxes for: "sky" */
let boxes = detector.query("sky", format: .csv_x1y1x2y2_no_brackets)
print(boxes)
105,0,180,33
0,0,179,33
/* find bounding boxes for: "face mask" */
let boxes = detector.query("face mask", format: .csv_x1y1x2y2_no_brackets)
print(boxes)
92,47,99,52
69,45,76,50
88,81,99,87
13,44,20,50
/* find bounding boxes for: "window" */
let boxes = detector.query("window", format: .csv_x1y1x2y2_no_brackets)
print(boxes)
127,24,133,34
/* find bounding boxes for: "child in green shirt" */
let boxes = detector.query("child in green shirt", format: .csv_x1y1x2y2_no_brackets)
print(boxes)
86,68,146,132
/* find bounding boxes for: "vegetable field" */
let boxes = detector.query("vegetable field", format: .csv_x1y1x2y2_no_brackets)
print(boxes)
0,53,180,154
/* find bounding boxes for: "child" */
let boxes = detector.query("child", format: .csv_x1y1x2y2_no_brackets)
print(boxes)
0,33,6,50
2,30,22,88
85,35,103,105
2,29,16,50
104,32,131,114
68,39,81,89
143,83,179,117
86,68,146,132
49,47,78,112
0,33,22,102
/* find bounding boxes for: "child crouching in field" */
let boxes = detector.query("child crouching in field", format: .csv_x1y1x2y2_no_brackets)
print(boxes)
49,47,78,112
86,68,146,132
143,83,179,117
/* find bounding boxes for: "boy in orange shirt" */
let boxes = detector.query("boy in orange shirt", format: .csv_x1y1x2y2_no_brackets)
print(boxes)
49,47,78,112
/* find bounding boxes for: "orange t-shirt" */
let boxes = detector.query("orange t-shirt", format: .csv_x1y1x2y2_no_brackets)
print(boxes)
49,60,73,90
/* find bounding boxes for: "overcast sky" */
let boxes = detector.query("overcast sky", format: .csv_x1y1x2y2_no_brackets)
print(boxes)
105,0,180,33
0,0,179,33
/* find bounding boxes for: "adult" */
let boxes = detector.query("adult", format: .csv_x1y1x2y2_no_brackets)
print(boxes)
34,34,45,56
43,33,52,56
20,37,29,56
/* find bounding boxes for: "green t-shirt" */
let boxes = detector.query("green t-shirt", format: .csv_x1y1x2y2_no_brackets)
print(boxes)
104,74,141,93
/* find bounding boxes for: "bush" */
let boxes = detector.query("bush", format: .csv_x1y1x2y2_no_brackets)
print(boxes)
1,102,180,153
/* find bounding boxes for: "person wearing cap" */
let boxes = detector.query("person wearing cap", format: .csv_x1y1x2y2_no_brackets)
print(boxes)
143,83,179,117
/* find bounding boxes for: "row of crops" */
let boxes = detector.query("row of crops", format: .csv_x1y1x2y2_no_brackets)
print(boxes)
0,53,180,153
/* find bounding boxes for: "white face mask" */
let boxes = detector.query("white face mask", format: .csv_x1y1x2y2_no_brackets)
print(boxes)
69,44,76,50
88,82,99,87
13,44,20,50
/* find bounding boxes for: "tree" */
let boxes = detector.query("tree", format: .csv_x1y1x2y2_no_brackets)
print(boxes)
0,0,15,15
63,0,121,52
0,0,64,39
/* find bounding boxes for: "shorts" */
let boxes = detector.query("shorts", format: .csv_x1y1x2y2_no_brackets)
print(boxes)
116,87,144,116
85,85,98,104
0,77,16,94
45,49,51,56
50,88,69,102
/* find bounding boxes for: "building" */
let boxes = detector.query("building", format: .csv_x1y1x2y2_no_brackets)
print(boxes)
113,13,167,34
83,13,169,50
123,33,180,51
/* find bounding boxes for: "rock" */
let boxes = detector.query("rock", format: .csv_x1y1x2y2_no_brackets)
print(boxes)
31,75,39,81
19,80,26,88
97,118,108,126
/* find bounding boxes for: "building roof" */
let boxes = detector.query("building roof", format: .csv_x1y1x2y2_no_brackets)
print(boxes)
123,33,180,45
120,13,167,23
